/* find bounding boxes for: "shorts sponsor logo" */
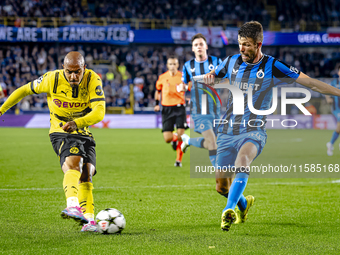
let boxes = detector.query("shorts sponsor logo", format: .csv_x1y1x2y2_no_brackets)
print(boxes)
70,147,79,154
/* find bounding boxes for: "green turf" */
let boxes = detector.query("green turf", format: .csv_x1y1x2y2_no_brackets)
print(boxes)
0,128,340,254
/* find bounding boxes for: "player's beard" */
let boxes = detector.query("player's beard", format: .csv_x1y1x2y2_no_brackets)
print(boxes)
68,76,82,87
247,54,256,63
69,82,79,88
242,50,256,63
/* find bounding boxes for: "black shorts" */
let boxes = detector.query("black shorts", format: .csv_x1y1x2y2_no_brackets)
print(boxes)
50,133,97,173
161,105,188,132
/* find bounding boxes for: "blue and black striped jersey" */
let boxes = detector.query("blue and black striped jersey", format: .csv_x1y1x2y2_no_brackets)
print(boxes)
330,78,340,112
182,56,222,115
215,54,300,135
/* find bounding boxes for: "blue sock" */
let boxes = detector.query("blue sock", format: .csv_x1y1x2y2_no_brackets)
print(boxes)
190,137,205,148
220,192,247,211
209,150,217,167
223,172,249,212
237,194,247,211
330,131,339,145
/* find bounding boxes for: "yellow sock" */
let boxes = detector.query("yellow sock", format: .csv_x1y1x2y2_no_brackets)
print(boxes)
78,182,94,220
63,169,81,207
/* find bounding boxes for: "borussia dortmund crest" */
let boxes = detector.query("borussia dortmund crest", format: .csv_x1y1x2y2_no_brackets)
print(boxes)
80,88,88,99
70,147,79,154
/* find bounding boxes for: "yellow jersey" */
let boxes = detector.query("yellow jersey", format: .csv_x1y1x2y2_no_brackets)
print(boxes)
0,69,105,137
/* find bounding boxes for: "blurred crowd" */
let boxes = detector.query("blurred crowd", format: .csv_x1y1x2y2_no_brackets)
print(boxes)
0,43,340,114
3,0,339,31
273,0,340,29
0,0,326,29
0,0,84,19
0,0,269,26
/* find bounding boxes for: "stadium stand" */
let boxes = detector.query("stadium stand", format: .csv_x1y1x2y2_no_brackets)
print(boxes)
1,0,339,31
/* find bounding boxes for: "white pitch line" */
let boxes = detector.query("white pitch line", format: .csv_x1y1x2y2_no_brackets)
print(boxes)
0,180,339,191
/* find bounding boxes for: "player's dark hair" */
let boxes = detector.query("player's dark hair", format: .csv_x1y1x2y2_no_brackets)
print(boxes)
191,33,207,44
168,54,178,60
238,21,263,44
338,65,340,71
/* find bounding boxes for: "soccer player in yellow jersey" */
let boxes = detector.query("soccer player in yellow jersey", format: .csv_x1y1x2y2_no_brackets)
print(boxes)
0,51,105,232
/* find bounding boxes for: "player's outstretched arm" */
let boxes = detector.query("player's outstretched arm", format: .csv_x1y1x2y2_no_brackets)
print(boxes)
297,72,340,96
73,100,105,129
0,84,34,116
192,70,217,85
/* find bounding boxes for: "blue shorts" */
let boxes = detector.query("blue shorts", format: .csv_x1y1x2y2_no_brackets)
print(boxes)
333,110,340,122
192,114,219,134
216,131,267,168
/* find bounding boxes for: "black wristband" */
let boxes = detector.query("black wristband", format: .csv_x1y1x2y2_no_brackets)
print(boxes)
156,100,159,106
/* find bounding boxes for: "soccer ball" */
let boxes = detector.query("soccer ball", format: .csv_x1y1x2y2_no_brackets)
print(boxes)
96,208,126,234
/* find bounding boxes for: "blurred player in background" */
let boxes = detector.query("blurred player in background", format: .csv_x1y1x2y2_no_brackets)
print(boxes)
0,51,105,232
178,33,236,212
326,65,340,156
179,33,222,166
154,55,188,167
202,21,340,231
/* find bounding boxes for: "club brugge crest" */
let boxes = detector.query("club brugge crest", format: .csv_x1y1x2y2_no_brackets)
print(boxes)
209,64,214,71
256,69,264,79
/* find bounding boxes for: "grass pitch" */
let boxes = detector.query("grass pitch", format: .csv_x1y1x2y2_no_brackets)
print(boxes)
0,128,340,254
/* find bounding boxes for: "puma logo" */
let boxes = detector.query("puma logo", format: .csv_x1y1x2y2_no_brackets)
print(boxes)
61,91,67,97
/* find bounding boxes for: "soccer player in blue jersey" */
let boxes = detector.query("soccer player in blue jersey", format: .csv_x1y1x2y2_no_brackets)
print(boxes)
179,33,223,171
326,65,340,156
202,21,340,231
